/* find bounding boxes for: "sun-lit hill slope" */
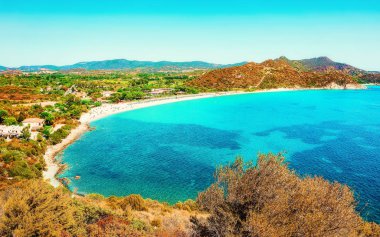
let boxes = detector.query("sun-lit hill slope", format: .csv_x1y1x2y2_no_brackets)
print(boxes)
359,73,380,84
188,59,362,90
280,56,365,75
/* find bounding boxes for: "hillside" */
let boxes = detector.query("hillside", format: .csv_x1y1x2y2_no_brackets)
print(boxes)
359,73,380,84
189,59,362,90
0,59,246,72
278,56,365,75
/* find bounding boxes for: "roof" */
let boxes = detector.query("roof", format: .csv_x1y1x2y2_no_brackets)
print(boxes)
22,118,45,123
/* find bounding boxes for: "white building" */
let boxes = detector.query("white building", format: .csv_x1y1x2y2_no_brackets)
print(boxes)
0,125,24,139
22,118,45,131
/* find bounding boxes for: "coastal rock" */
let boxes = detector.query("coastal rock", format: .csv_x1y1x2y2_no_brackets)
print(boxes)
324,82,366,90
345,83,367,89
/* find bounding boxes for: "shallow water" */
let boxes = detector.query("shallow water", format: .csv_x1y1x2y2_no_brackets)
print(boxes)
60,87,380,223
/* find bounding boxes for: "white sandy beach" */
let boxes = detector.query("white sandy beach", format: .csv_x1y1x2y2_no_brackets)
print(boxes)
42,85,365,187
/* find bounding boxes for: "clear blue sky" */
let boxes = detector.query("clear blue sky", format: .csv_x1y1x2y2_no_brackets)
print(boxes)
0,0,379,70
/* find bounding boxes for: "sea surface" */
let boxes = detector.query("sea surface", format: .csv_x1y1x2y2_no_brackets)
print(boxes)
60,87,380,223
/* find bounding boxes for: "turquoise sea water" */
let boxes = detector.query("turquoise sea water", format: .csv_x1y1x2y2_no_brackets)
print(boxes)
60,87,380,223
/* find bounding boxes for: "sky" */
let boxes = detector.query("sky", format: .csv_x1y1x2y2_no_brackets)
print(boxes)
0,0,380,70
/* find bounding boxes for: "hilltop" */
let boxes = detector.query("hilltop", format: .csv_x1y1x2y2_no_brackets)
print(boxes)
188,58,362,90
278,56,366,75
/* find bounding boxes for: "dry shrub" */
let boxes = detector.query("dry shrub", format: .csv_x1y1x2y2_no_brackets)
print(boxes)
175,199,198,212
160,202,173,213
155,228,189,237
192,153,380,237
358,222,380,236
106,195,121,210
87,216,144,237
120,194,148,211
151,218,163,228
0,179,83,237
87,193,105,201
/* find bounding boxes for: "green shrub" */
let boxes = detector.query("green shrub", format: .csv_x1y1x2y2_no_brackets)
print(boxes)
8,160,36,178
73,200,109,225
49,125,71,145
0,109,8,123
131,219,148,231
3,116,18,126
21,126,31,140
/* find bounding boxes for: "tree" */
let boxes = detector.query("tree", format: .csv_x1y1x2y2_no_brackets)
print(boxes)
3,116,18,126
192,153,374,237
40,111,54,125
0,110,8,123
20,126,31,141
17,111,27,123
42,126,52,138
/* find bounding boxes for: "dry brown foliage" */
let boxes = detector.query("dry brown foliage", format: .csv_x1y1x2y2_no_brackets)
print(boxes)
192,153,380,237
0,179,82,237
189,59,357,90
0,86,49,101
120,194,148,211
87,216,144,237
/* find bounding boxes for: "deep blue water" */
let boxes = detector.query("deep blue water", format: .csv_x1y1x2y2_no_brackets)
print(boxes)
60,87,380,223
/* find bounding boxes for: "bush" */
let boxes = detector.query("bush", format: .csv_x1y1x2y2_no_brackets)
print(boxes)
20,126,31,140
0,109,8,123
151,218,162,228
0,180,83,236
3,116,18,126
131,219,148,231
87,216,143,237
174,200,197,212
120,194,147,211
42,126,52,138
192,153,378,237
87,193,105,201
40,111,54,125
8,160,36,178
94,101,102,107
49,125,71,145
74,200,110,225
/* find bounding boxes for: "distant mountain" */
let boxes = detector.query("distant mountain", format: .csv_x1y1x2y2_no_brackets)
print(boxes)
17,65,61,71
277,56,365,75
0,59,246,72
189,58,363,90
0,57,376,76
61,59,221,70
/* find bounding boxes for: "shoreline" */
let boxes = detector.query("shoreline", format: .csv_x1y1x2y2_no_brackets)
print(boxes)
42,85,365,187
